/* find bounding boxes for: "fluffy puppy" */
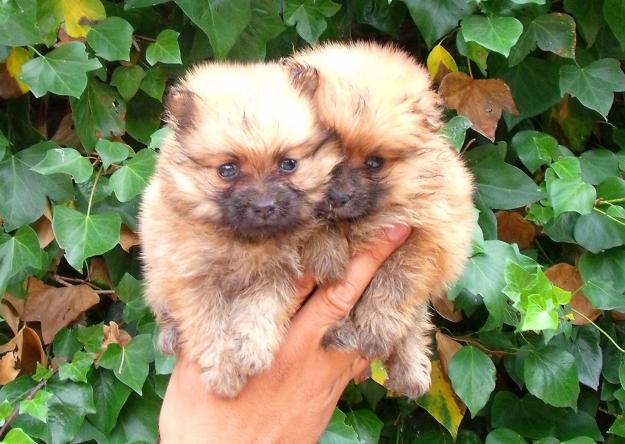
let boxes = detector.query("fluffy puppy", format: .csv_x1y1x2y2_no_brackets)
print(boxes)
289,42,475,398
139,62,341,397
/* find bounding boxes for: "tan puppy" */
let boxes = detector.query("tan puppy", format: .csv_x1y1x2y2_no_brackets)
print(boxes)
139,62,341,398
290,42,475,398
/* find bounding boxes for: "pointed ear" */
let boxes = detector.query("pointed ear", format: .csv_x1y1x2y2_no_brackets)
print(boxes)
279,57,319,99
164,86,198,131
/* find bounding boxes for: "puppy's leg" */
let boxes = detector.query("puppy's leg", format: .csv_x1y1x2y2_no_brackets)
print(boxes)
301,226,349,285
384,305,432,399
156,311,180,355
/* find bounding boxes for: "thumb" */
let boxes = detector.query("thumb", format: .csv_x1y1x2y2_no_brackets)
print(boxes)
293,223,411,340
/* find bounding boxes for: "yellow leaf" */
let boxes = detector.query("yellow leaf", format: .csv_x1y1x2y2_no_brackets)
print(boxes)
57,0,106,38
426,44,458,83
6,47,30,93
370,359,388,385
416,360,466,440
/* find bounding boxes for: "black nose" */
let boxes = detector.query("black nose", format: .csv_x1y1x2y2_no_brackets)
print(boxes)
328,188,351,207
251,198,276,219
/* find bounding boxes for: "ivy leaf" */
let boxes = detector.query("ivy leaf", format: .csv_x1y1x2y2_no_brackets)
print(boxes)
548,177,596,218
175,0,252,59
604,0,625,51
284,0,342,44
524,346,579,408
19,42,101,98
86,17,134,62
116,273,149,323
461,15,523,57
449,346,496,417
1,428,37,444
573,211,625,253
491,391,561,439
568,327,601,390
559,58,625,118
98,334,155,394
352,0,405,38
0,0,41,46
55,0,106,38
579,248,625,293
580,149,620,185
95,139,132,170
0,226,42,296
511,130,560,173
109,148,156,202
345,410,383,444
148,126,173,150
146,29,181,65
427,43,458,83
70,79,126,150
486,428,527,444
87,369,132,435
583,279,625,310
401,0,476,48
531,13,576,59
111,65,145,101
564,0,602,46
139,66,167,102
228,0,286,61
610,416,625,437
31,147,94,184
52,206,121,271
59,351,94,383
440,116,471,151
19,390,52,423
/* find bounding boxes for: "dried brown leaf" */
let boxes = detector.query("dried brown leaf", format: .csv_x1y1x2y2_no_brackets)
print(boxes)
89,257,113,292
496,211,538,250
102,321,132,351
119,225,139,253
0,330,22,384
31,202,54,248
435,331,462,376
0,301,21,336
0,63,23,100
432,292,462,322
20,326,47,374
544,263,599,325
439,72,518,141
51,113,81,148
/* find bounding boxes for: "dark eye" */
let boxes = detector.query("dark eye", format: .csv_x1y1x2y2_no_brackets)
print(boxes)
365,156,384,171
218,163,239,179
279,158,298,173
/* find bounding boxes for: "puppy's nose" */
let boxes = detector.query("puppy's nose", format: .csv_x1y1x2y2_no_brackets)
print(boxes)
251,198,276,219
328,188,351,207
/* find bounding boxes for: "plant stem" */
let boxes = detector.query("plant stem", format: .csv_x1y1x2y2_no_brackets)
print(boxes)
86,167,102,216
466,56,473,78
0,375,52,439
571,308,625,353
27,45,43,57
593,207,625,228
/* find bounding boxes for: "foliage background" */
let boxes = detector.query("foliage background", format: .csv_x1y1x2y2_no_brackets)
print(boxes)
0,0,625,443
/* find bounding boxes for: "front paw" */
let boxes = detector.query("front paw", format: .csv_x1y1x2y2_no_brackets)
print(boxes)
234,342,275,375
385,352,432,399
358,333,397,361
322,319,359,351
157,325,179,355
200,366,247,399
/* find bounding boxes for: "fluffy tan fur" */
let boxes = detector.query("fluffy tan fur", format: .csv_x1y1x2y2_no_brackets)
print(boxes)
139,61,342,397
292,42,475,398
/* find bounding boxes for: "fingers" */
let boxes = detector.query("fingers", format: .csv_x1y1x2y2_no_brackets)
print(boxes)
293,273,315,306
291,223,411,340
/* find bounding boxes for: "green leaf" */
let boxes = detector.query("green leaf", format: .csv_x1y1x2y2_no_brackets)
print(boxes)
110,384,161,443
146,29,181,65
524,346,579,408
579,247,625,292
284,0,342,44
86,17,134,62
52,206,121,271
604,0,625,51
87,369,132,435
461,15,523,57
95,139,132,170
491,392,562,439
580,149,620,185
139,66,167,102
583,279,625,310
485,428,527,444
124,0,171,8
109,148,156,202
555,408,603,441
559,58,625,118
448,346,496,417
345,410,383,444
70,79,126,150
148,126,172,150
32,363,54,382
53,329,82,361
228,0,286,61
1,428,37,444
19,390,52,423
58,351,94,383
511,131,560,173
77,323,104,353
0,0,41,46
440,116,471,151
548,177,596,218
610,416,625,437
568,327,602,390
126,92,161,144
401,0,476,48
98,334,154,394
352,0,406,39
31,147,93,183
532,13,576,59
319,409,361,444
564,0,603,46
175,0,252,59
0,226,42,295
116,273,149,323
573,210,625,253
19,42,101,98
111,65,146,101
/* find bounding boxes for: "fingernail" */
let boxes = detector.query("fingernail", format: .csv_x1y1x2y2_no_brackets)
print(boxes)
385,223,410,242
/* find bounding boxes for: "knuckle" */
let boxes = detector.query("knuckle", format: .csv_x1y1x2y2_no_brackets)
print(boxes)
324,281,357,317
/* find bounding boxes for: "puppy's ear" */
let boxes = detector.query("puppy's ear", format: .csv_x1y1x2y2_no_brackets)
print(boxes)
164,86,198,131
280,58,319,99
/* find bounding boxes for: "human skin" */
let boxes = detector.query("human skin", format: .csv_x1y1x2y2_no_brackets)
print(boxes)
159,223,412,444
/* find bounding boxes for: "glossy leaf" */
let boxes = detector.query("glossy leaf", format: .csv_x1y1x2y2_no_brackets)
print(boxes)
449,346,496,417
284,0,342,44
109,148,156,202
86,17,134,62
461,15,523,57
524,346,579,408
146,29,182,65
98,334,154,394
31,147,94,184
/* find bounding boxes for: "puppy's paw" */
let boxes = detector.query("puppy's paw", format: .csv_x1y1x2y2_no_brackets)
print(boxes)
200,366,247,399
235,342,275,376
156,325,179,355
385,353,432,399
322,319,359,351
358,334,397,361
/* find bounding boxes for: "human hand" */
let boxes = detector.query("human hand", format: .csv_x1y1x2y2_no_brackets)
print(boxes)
159,223,411,444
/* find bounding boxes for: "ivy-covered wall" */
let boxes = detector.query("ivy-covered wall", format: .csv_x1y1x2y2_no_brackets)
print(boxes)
0,1,625,443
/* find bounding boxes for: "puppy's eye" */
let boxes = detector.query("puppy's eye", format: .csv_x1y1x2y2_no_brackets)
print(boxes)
365,156,384,171
218,163,239,179
278,158,298,173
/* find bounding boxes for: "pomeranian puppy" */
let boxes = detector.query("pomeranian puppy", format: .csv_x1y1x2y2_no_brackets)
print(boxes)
139,61,342,397
288,42,474,398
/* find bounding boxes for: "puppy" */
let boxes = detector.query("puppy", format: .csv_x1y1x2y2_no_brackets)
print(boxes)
290,42,475,398
139,61,341,397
